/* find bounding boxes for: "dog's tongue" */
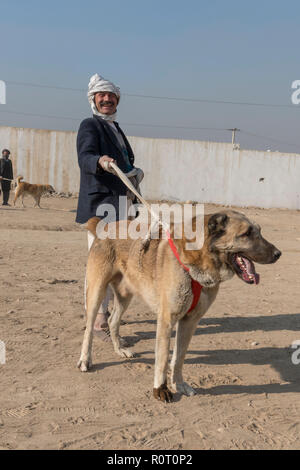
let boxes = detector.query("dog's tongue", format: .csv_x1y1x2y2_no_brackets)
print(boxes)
237,255,260,285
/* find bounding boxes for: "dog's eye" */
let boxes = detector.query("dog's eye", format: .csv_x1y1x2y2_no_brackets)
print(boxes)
241,227,252,237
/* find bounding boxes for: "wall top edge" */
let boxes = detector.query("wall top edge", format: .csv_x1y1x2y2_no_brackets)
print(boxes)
1,125,300,158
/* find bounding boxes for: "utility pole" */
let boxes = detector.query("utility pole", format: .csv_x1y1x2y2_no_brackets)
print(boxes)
0,80,6,105
227,128,240,148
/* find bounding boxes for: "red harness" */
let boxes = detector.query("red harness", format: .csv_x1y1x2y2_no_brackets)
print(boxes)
166,231,202,314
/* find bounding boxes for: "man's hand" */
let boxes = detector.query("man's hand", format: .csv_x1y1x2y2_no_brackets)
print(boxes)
0,176,2,180
98,155,116,171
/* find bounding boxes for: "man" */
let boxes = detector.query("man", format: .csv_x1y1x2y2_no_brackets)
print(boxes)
0,149,13,206
76,74,143,341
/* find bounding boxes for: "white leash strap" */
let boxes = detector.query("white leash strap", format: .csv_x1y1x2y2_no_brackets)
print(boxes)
103,161,170,234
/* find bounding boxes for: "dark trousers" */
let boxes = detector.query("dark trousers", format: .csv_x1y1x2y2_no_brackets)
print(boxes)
2,190,10,205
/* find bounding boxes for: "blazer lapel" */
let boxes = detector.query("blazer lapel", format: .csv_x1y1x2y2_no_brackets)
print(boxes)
114,122,134,161
93,115,123,154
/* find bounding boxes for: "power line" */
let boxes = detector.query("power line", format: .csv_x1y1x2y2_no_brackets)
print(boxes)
6,80,84,92
4,79,298,109
124,94,296,109
0,108,299,149
0,108,227,130
240,130,300,150
122,123,227,131
0,109,81,121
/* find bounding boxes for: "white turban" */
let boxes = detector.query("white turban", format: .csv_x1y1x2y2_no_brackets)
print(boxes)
87,73,120,121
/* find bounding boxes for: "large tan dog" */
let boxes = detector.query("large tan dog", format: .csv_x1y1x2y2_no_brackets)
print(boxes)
13,176,55,208
78,210,281,402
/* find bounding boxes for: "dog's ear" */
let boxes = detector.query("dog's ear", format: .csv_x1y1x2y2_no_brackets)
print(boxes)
208,213,229,235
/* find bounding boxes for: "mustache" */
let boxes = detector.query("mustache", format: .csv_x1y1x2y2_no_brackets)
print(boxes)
100,101,115,106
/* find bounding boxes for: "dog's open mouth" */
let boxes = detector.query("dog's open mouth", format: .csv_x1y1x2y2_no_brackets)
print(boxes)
232,254,260,285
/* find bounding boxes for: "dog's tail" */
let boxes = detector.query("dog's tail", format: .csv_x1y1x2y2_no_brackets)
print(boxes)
16,175,24,185
86,216,101,237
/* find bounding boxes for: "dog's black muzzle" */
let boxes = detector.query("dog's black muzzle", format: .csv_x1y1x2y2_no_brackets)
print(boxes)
271,249,282,263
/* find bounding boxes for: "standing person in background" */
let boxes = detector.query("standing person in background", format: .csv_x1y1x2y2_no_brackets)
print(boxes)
76,73,143,342
0,149,14,206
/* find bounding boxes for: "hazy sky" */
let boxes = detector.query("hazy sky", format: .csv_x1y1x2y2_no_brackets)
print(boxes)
1,0,300,153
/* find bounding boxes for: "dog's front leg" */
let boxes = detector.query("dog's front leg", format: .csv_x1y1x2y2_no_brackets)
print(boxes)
153,313,174,403
170,309,204,396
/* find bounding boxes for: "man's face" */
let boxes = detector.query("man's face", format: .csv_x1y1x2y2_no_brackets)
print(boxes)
94,91,118,115
2,151,9,159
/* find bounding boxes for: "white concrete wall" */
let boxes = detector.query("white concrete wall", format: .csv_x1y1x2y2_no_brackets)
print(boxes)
0,126,79,194
131,137,300,210
0,125,299,209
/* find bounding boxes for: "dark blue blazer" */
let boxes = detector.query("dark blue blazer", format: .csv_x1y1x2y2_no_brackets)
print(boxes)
76,115,135,223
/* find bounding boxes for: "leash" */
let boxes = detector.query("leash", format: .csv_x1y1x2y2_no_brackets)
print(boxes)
105,161,170,233
104,161,203,314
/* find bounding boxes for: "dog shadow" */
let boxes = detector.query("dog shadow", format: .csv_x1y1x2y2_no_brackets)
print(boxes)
91,312,300,400
89,351,153,374
15,206,77,213
131,312,300,342
0,207,23,211
196,313,300,335
184,344,300,396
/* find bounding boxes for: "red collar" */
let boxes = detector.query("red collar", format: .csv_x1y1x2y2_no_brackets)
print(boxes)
165,230,202,314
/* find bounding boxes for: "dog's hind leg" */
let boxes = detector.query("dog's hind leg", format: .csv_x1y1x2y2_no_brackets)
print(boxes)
169,309,204,396
108,282,134,358
77,276,109,372
13,191,19,206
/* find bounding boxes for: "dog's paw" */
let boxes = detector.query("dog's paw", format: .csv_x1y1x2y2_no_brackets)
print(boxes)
116,347,135,358
171,381,196,396
77,358,92,372
153,383,173,403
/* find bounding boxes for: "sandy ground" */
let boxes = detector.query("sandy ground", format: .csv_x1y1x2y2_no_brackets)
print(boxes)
0,194,300,450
